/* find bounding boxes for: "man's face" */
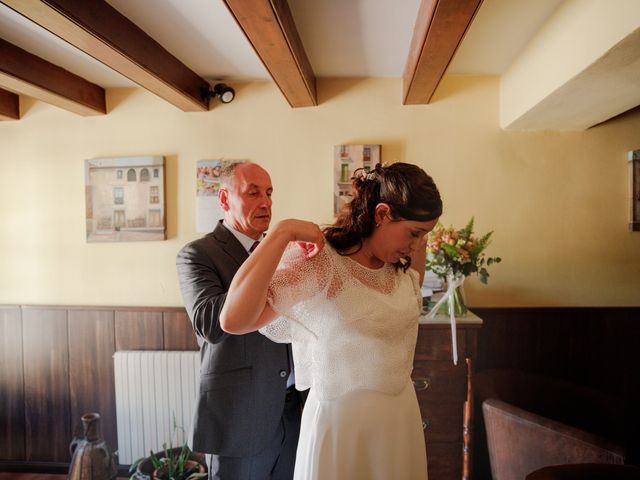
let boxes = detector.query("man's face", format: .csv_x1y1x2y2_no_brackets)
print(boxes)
220,164,273,239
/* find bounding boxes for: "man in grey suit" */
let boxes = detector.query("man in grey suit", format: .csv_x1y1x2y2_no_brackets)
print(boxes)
176,162,302,479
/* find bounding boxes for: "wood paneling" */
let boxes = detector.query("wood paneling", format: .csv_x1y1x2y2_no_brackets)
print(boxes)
68,310,117,453
471,307,640,476
22,308,70,462
163,311,198,351
0,307,24,460
115,311,163,350
3,304,637,475
473,307,640,396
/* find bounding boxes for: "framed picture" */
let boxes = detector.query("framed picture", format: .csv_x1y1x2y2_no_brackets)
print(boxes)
196,159,224,233
84,156,166,242
333,144,381,215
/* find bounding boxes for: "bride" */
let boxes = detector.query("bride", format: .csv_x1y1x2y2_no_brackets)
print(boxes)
220,162,442,480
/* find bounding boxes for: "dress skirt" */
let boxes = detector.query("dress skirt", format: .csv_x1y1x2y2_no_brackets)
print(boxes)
293,380,428,480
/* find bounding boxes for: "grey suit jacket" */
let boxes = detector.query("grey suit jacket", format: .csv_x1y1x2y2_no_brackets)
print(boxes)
176,221,291,457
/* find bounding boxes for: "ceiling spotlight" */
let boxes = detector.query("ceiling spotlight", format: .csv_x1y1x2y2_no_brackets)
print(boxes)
202,83,235,105
214,83,235,103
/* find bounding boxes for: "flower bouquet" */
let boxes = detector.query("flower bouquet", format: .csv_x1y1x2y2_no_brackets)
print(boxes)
425,217,501,364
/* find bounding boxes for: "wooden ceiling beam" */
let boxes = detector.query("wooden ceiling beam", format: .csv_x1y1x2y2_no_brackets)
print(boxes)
0,87,19,120
0,37,105,116
223,0,317,107
0,0,210,112
403,0,483,105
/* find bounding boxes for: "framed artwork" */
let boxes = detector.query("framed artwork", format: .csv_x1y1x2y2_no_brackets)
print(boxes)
629,149,640,232
84,156,166,242
196,159,224,233
333,144,381,215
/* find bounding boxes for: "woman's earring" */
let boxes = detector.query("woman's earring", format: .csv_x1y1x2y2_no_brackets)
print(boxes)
375,222,380,227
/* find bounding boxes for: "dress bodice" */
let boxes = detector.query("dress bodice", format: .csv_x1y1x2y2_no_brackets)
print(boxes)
261,243,422,400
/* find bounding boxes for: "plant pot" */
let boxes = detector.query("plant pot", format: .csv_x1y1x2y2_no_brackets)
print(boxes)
152,459,206,480
131,447,207,480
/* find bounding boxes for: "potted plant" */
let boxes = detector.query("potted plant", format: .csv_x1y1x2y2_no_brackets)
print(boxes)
129,443,207,480
129,418,207,480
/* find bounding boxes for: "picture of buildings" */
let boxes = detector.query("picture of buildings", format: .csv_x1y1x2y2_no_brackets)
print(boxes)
85,156,165,242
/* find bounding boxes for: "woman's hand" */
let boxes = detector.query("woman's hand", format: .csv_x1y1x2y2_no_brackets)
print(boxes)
410,232,429,286
273,219,325,258
221,218,325,334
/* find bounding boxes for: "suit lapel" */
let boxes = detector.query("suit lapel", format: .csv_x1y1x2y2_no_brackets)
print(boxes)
211,220,249,267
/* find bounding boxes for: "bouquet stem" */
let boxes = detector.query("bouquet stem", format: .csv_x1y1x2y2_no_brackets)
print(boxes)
440,284,467,317
426,274,466,364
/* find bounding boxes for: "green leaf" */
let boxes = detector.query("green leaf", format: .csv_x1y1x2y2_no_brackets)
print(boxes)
150,450,163,469
462,217,474,238
129,458,144,474
441,243,458,257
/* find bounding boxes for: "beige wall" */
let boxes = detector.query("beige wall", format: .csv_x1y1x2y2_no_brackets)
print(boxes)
0,76,638,307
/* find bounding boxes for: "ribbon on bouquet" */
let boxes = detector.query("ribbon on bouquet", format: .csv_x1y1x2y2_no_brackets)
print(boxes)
425,274,465,365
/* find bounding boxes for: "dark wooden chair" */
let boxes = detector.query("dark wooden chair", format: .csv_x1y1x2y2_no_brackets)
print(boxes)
476,369,627,480
526,463,640,479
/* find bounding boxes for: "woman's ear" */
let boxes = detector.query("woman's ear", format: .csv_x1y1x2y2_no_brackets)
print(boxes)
374,203,391,226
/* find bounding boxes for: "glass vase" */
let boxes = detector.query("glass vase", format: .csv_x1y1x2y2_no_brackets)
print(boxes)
439,277,468,317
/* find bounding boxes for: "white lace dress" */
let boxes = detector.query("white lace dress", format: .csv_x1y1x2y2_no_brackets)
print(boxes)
260,243,428,480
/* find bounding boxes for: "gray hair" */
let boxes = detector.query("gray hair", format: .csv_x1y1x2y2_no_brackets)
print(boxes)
219,160,250,188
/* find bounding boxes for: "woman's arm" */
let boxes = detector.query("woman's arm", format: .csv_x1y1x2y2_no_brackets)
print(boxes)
220,219,325,334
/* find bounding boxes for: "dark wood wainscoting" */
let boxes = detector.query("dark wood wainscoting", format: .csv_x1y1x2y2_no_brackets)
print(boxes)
1,305,639,478
0,305,197,473
471,307,640,480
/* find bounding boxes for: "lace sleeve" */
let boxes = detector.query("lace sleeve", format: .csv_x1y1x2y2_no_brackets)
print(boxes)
259,242,331,343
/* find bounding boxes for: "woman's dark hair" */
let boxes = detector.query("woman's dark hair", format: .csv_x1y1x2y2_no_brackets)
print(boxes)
324,162,442,269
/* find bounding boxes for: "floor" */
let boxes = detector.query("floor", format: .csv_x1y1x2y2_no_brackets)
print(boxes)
0,475,128,480
0,476,65,480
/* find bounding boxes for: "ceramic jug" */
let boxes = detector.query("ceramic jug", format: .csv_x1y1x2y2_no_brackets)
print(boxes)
68,412,117,480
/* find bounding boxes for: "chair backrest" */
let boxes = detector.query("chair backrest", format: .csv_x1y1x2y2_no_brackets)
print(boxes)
526,463,640,480
483,398,625,480
476,369,626,441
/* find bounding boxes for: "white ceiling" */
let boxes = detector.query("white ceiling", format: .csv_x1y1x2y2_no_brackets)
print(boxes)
3,0,637,130
0,0,564,88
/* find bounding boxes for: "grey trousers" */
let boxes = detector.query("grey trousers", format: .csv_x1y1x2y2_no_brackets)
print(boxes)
207,388,303,480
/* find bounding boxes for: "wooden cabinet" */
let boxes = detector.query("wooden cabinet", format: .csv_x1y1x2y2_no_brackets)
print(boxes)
413,314,481,480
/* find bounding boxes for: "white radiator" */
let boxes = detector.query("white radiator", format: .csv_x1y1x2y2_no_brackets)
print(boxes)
113,350,200,464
